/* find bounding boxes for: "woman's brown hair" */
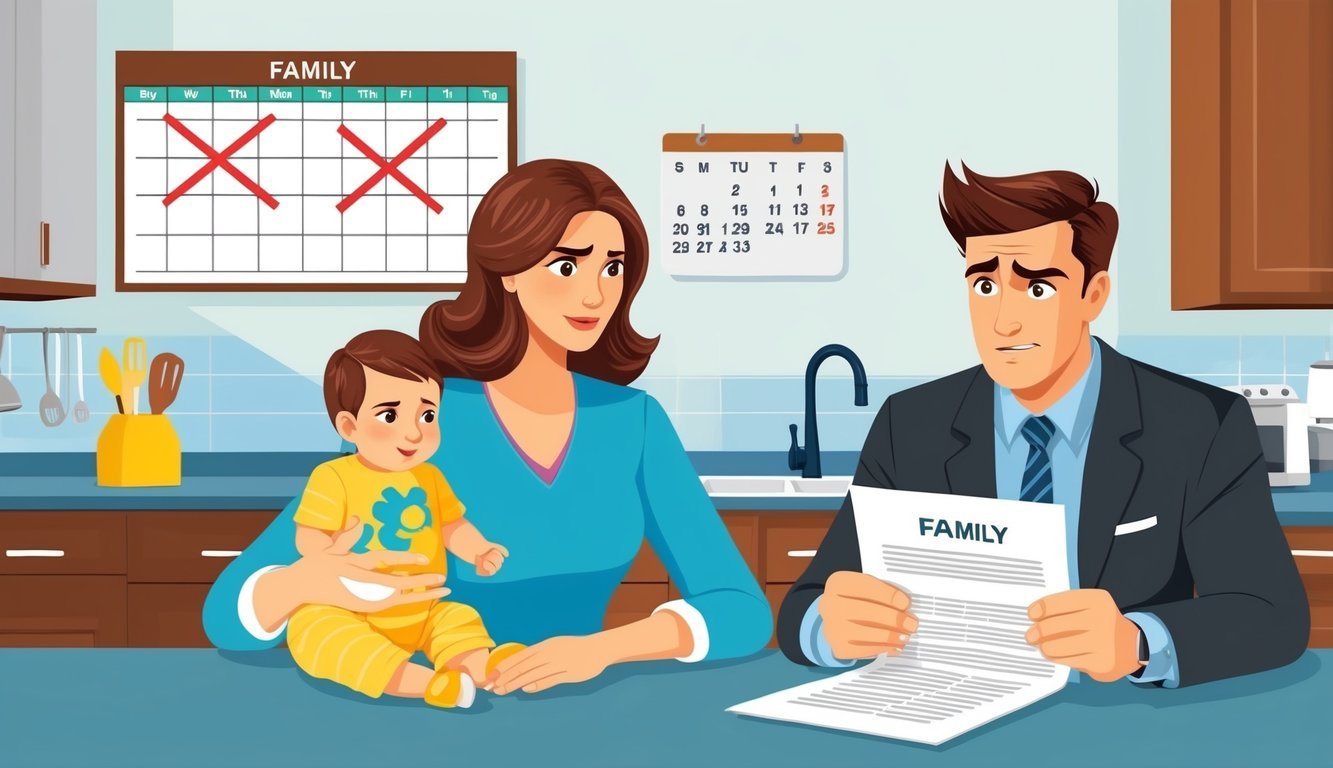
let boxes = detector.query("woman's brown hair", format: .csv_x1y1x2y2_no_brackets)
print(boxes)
938,161,1118,294
420,159,658,385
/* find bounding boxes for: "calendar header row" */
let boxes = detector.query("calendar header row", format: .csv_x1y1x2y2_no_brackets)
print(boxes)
122,86,509,103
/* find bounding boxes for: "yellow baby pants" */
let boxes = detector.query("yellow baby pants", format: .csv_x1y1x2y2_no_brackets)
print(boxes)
288,601,495,697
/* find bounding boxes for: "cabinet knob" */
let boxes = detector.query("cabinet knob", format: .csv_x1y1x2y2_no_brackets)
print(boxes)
200,549,242,558
786,550,817,558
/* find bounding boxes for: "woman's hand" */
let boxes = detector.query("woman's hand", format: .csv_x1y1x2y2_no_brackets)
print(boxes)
489,635,612,695
474,542,508,577
254,516,450,631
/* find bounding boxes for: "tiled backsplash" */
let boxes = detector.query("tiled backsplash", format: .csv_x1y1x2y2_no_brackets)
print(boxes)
1,333,1328,453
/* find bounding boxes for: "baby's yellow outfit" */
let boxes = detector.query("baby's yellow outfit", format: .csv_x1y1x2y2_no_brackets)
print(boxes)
287,455,494,698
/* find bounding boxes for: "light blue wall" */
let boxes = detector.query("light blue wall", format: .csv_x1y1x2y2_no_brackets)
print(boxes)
5,0,1324,454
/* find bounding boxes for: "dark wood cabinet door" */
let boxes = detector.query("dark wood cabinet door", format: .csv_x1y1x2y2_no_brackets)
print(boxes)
1173,0,1333,308
0,575,126,647
1284,526,1333,647
128,583,212,647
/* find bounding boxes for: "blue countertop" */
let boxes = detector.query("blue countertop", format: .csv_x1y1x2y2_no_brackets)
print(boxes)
1,649,1327,767
2,452,1332,524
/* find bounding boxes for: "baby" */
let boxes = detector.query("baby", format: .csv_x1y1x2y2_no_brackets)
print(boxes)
287,329,522,709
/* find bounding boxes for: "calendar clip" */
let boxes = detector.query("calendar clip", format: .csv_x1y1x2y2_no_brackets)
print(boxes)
793,123,802,145
697,123,708,145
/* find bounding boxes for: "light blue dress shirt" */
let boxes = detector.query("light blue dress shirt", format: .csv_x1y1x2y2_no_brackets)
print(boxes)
801,340,1180,687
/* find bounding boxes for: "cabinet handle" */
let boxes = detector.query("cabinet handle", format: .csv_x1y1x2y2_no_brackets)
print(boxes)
1292,549,1333,558
39,221,50,268
5,549,65,557
200,549,242,558
787,550,817,558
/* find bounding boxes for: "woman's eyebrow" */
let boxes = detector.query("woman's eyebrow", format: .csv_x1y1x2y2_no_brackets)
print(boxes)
552,245,594,256
608,250,625,257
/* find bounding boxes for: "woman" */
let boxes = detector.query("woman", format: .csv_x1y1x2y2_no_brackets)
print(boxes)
203,159,771,695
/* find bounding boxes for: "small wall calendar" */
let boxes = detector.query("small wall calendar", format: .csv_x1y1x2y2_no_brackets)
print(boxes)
116,51,517,292
660,131,845,278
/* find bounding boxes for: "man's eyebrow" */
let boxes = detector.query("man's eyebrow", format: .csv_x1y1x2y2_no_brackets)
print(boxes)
1012,262,1069,281
420,398,437,407
964,257,1000,278
372,401,400,409
608,250,625,257
551,245,594,257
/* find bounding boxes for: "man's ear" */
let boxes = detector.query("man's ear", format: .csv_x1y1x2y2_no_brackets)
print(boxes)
501,274,517,293
335,411,358,443
1082,271,1112,320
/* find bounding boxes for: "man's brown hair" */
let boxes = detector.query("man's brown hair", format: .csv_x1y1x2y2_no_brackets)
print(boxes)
324,330,440,425
938,162,1118,293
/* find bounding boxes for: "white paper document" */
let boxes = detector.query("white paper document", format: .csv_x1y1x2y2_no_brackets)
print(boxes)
729,486,1070,745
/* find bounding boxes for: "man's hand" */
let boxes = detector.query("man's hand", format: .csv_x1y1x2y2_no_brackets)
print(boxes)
1026,589,1144,682
474,542,508,577
818,571,919,661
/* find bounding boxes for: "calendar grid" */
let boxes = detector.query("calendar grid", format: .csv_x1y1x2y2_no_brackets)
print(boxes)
116,51,517,291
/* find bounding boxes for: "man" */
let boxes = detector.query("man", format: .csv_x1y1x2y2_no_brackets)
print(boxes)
776,162,1309,687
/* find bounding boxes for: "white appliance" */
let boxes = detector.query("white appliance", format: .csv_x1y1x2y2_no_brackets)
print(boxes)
1226,384,1310,487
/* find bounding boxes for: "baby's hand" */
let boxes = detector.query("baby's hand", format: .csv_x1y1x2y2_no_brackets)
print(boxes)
474,543,508,577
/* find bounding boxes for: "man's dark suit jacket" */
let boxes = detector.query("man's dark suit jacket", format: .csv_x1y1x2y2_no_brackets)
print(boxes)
777,338,1310,687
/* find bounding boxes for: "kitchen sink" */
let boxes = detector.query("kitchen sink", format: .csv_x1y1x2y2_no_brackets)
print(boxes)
700,475,852,497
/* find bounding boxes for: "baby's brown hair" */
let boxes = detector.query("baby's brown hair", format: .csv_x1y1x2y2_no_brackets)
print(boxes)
324,330,441,425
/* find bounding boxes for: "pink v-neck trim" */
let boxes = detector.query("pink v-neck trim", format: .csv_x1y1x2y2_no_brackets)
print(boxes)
483,382,574,486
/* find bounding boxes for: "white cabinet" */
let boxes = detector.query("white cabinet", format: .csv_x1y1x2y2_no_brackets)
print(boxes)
1,0,97,300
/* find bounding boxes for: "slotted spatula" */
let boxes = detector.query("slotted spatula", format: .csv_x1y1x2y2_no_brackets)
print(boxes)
39,329,65,427
148,353,184,415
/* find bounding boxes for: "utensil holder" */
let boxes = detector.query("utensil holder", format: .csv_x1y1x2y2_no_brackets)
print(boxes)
96,414,181,487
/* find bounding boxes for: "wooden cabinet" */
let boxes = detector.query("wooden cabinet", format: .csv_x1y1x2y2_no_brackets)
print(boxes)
0,0,97,301
0,512,127,647
1172,0,1333,308
755,512,834,647
125,511,276,647
1284,527,1333,647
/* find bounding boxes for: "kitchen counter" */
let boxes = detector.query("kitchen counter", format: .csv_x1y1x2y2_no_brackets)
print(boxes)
1,648,1327,767
3,452,1333,523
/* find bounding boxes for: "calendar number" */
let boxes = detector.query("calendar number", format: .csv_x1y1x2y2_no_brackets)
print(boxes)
677,205,686,217
701,204,710,216
765,222,785,235
672,241,690,253
820,203,836,216
723,222,750,235
821,184,830,198
671,223,688,236
731,184,740,197
793,203,809,216
732,204,748,216
817,222,836,235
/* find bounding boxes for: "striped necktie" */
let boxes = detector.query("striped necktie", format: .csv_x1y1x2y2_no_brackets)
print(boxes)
1019,415,1056,503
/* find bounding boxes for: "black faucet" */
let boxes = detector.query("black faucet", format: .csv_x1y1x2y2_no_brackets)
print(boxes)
788,344,869,479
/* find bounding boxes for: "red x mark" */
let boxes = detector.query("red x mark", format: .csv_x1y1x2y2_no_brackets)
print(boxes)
337,118,446,214
162,113,279,209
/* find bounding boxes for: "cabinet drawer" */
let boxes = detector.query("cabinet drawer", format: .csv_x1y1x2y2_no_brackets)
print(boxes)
1286,527,1333,576
128,583,211,647
127,511,275,583
0,512,125,575
603,583,669,630
763,513,834,583
0,575,126,647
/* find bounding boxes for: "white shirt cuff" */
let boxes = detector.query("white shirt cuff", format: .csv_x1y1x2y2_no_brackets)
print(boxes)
652,599,710,663
238,565,288,642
